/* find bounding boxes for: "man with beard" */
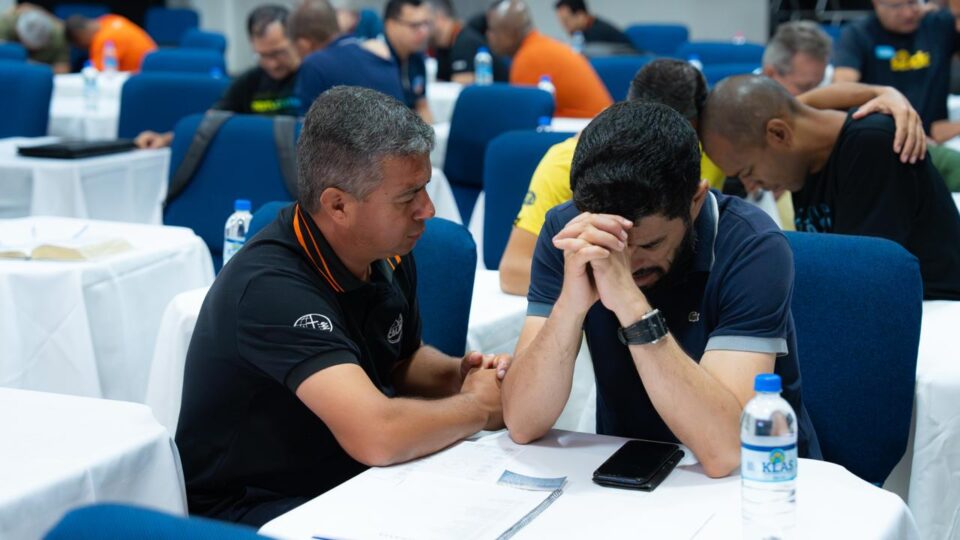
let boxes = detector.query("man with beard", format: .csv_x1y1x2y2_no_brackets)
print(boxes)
502,100,821,477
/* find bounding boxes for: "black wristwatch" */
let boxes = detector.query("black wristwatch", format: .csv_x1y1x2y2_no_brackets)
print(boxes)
617,309,668,346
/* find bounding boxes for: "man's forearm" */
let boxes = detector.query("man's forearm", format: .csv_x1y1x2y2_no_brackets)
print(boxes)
393,345,460,398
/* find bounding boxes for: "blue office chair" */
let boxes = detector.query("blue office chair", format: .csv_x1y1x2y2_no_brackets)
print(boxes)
701,62,760,87
0,43,27,61
413,218,477,356
355,8,383,40
675,41,764,65
482,130,573,270
117,73,230,138
589,55,656,101
0,62,52,138
786,232,921,485
249,201,292,239
165,114,299,268
141,49,227,76
624,23,688,56
145,7,200,47
820,23,844,44
180,29,228,55
53,3,108,20
44,503,268,539
443,84,554,223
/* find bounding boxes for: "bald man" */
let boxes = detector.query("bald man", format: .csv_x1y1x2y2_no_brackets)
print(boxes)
701,75,960,300
486,0,611,118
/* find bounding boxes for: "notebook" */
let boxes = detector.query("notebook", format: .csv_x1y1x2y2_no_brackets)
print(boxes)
17,139,137,159
0,237,133,261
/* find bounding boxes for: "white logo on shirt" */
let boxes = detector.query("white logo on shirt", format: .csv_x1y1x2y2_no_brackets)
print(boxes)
294,313,334,332
387,313,403,344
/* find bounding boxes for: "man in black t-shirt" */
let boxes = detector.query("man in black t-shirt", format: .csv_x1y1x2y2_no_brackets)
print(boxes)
134,5,302,148
703,75,960,300
834,1,960,141
428,0,508,84
175,87,510,527
553,0,636,53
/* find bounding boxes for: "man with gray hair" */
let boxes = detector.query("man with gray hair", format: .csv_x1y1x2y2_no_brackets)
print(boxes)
762,20,833,95
0,4,69,73
176,86,509,527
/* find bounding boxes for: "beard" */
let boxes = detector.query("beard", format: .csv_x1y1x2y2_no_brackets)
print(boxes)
633,222,698,294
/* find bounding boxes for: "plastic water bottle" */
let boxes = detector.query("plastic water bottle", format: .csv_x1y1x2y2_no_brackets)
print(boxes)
571,30,585,54
103,39,118,74
223,199,253,265
81,61,99,111
733,30,747,45
536,115,551,133
474,46,493,86
537,75,556,97
688,54,703,71
741,374,797,540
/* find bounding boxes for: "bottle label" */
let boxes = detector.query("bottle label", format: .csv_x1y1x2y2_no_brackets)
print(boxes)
741,442,797,482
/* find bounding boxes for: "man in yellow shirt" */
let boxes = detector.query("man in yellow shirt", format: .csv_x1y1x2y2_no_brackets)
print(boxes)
499,59,927,295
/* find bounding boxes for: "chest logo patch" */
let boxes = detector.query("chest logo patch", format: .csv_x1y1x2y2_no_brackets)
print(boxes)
688,311,700,323
387,313,403,344
293,313,334,332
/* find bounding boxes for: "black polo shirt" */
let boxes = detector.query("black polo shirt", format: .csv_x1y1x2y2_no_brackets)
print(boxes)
582,16,635,48
835,11,960,130
213,66,301,116
528,191,822,459
175,203,422,526
385,36,428,109
435,23,509,82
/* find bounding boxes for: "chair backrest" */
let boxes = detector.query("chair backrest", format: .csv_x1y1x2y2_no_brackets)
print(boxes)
443,84,554,222
164,114,298,266
53,3,108,20
786,232,921,485
0,43,27,61
141,48,226,75
413,218,477,356
117,73,230,138
145,7,200,47
249,201,291,239
482,130,573,270
0,62,52,138
675,41,765,65
44,503,269,540
588,55,655,101
624,23,689,55
701,62,761,86
180,29,227,55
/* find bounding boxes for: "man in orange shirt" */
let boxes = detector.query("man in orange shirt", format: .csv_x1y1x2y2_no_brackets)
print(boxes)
65,14,157,72
486,0,611,118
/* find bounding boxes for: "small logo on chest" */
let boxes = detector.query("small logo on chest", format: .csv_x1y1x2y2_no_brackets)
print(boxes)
387,313,403,344
688,311,700,323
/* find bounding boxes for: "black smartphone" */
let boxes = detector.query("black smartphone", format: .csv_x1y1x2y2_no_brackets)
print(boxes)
592,439,685,491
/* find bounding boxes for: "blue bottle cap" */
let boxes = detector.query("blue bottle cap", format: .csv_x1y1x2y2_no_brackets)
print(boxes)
537,115,551,127
754,373,782,392
234,199,252,211
477,46,489,54
539,74,552,82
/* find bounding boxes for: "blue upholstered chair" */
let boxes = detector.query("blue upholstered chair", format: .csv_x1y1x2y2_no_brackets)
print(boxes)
145,7,200,47
141,49,227,75
164,114,299,268
180,29,228,55
249,201,291,239
675,41,765,65
589,55,656,101
0,62,52,138
443,84,554,223
117,73,230,138
53,3,108,20
786,232,921,485
413,218,477,356
624,23,688,56
44,503,267,539
0,42,27,61
482,130,573,270
701,62,761,86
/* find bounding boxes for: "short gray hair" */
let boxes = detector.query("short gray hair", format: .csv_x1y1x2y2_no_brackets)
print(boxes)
763,21,832,74
297,86,435,212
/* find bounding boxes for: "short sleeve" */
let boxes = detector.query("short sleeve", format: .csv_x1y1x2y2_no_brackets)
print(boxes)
706,232,793,356
514,138,576,236
834,23,866,71
237,270,360,393
526,206,569,317
450,31,480,74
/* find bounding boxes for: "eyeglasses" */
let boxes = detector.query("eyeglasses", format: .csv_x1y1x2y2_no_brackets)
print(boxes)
255,48,293,61
392,18,433,31
876,0,922,11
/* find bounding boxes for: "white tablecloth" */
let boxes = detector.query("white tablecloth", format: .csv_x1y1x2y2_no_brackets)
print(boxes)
0,387,186,540
426,81,463,125
261,429,918,540
48,73,127,141
0,138,169,224
0,217,214,402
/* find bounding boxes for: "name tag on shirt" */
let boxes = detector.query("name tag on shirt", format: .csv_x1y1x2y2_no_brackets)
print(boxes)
874,45,896,60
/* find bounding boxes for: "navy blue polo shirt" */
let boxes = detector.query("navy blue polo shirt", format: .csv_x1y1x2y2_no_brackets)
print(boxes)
385,36,428,109
295,34,406,115
528,191,821,459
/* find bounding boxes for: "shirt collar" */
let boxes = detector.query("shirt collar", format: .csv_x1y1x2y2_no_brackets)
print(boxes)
691,190,719,273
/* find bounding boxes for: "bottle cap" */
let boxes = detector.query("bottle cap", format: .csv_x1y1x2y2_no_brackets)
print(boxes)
477,46,489,54
234,199,252,211
539,74,552,82
537,116,551,127
754,373,782,393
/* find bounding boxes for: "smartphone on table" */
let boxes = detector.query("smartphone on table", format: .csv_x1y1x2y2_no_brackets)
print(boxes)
592,439,685,492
